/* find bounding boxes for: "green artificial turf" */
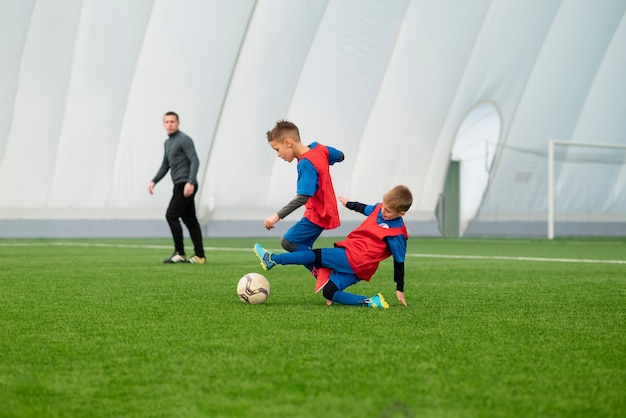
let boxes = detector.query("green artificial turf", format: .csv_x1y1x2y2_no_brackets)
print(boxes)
0,237,624,417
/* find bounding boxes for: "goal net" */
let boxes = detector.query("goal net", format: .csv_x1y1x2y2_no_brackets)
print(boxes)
548,140,626,239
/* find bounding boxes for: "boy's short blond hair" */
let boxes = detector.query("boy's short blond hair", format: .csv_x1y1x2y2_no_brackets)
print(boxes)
383,185,413,213
266,120,300,143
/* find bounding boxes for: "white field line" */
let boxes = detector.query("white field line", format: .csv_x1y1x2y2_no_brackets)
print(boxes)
406,253,626,265
1,241,625,265
0,241,248,251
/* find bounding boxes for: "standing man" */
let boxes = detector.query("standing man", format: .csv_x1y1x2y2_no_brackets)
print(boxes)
148,111,206,264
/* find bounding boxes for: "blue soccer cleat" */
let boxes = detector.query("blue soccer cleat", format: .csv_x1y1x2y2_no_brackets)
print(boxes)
367,293,389,309
254,243,276,271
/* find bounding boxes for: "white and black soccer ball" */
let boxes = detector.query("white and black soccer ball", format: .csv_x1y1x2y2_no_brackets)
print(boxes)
237,273,270,304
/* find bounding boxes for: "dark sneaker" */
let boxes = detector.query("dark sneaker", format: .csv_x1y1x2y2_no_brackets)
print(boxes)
163,252,186,263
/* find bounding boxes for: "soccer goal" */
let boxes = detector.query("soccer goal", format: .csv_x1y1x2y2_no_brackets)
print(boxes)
547,140,626,239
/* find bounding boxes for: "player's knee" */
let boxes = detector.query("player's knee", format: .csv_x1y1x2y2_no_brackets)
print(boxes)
280,238,297,252
322,280,337,300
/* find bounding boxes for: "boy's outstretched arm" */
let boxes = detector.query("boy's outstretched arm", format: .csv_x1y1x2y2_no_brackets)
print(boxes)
394,260,408,306
264,194,309,230
338,196,367,214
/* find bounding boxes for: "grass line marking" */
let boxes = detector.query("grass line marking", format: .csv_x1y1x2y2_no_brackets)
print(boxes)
2,241,625,265
407,253,626,264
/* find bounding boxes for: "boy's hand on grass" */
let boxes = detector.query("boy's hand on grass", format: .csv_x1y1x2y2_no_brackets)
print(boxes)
396,290,407,306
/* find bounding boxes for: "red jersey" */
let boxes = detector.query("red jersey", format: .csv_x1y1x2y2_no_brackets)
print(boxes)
300,144,340,229
335,204,408,281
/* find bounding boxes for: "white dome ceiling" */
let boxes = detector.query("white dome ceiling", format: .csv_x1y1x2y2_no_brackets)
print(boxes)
1,0,625,236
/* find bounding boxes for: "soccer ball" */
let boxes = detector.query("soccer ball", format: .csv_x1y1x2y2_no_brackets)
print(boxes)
237,273,270,304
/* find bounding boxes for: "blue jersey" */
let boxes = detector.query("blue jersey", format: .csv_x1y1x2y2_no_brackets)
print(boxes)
296,142,343,197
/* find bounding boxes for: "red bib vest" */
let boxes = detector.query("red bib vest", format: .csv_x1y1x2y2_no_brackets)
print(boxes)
335,204,408,281
300,144,340,229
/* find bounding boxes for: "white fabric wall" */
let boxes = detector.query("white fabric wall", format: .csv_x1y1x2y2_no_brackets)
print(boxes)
476,0,626,222
1,0,625,236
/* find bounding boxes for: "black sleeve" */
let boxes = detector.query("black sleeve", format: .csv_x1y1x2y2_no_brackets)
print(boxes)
277,194,310,219
345,201,367,215
393,260,405,292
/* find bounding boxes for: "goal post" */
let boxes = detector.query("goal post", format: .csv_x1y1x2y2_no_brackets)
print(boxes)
547,140,626,239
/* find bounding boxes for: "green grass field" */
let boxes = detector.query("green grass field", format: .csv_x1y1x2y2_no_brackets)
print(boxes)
1,237,624,418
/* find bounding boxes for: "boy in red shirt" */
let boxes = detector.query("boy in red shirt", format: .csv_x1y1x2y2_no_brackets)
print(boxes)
255,185,412,309
262,120,344,253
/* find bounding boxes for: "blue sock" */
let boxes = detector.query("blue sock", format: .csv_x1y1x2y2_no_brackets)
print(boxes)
273,250,315,266
332,291,367,306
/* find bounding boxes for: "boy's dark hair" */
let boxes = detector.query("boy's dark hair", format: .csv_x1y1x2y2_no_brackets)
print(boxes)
266,119,300,143
384,185,413,212
164,111,179,122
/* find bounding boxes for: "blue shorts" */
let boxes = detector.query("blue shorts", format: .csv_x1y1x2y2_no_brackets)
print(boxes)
320,248,360,291
283,217,324,250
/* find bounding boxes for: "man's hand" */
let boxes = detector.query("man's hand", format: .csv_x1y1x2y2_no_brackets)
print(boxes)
264,213,280,230
148,182,155,195
396,290,407,307
338,196,349,207
184,182,195,197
